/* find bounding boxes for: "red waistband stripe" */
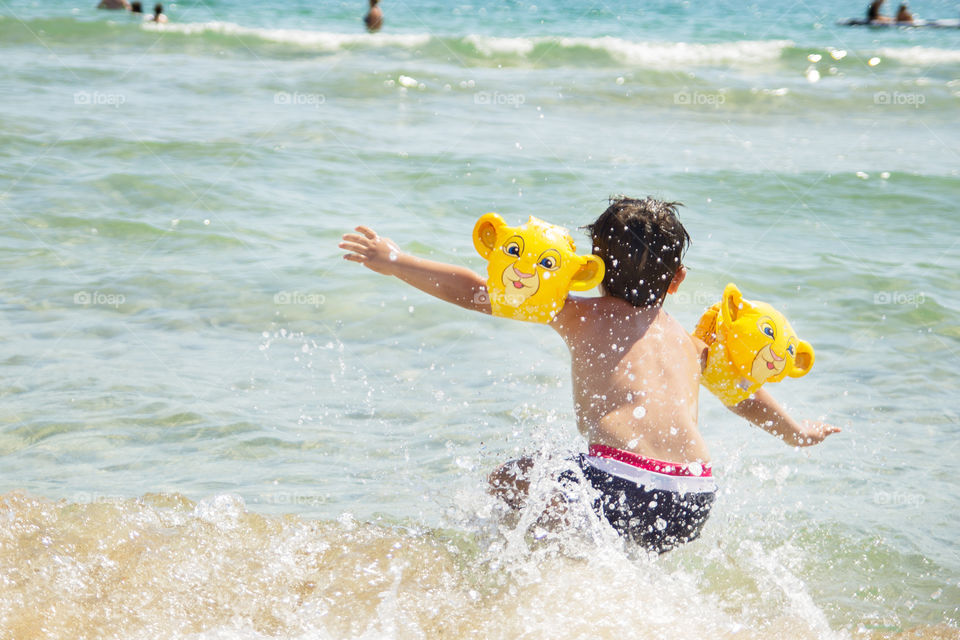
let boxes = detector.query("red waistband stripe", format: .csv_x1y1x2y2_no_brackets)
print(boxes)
588,444,713,478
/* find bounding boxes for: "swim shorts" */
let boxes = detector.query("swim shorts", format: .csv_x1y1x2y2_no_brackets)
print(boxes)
561,444,717,553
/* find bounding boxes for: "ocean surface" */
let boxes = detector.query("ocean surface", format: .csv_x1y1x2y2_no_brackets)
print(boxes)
1,0,959,638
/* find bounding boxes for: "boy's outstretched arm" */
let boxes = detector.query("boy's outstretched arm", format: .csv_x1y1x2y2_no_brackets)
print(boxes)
340,225,491,314
728,387,841,447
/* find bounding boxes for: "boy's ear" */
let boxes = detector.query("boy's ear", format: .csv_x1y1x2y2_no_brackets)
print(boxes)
667,265,687,295
721,282,743,323
473,213,505,259
788,340,815,378
568,254,605,291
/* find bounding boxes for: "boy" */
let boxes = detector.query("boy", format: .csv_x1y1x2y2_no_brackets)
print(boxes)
339,196,839,552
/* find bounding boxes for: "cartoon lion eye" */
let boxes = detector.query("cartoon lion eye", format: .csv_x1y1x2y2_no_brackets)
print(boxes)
761,323,775,339
787,344,795,356
537,249,561,271
502,236,524,258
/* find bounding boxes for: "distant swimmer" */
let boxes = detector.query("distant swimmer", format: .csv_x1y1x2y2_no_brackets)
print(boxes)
867,0,893,22
364,0,383,32
97,0,130,9
149,2,168,22
896,2,914,23
130,1,142,12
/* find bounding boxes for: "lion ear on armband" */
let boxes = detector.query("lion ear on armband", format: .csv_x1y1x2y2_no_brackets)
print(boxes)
472,213,605,324
720,283,745,324
472,213,506,259
568,254,605,292
789,340,815,377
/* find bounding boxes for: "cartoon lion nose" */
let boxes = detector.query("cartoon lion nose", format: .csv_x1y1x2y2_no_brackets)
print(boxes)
512,265,535,279
770,350,785,362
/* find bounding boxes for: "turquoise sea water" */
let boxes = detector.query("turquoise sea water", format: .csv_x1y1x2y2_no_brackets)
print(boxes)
1,1,959,638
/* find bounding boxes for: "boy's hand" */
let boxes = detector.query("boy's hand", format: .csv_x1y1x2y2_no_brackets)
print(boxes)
340,226,403,276
339,225,489,312
729,389,842,447
786,420,842,447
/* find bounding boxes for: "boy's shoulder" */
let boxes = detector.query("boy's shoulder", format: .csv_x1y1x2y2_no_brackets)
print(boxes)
550,294,607,337
551,293,607,322
554,296,707,363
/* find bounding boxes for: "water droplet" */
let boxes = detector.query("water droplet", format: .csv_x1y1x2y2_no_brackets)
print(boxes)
633,406,646,419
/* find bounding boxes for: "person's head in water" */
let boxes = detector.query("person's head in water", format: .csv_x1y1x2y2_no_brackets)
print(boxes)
585,196,690,308
154,3,163,16
130,1,142,12
364,0,383,32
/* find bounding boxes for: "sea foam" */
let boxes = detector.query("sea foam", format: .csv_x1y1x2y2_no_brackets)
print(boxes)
142,20,432,51
877,45,960,65
141,21,792,67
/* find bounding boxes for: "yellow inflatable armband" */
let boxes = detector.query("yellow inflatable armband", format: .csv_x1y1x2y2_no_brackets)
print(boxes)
472,213,605,323
693,283,815,406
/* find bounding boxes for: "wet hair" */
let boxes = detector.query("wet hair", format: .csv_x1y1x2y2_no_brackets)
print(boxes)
154,2,162,14
585,196,690,308
130,1,142,12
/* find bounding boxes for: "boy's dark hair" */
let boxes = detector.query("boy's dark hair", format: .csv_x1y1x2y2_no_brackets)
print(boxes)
585,196,690,308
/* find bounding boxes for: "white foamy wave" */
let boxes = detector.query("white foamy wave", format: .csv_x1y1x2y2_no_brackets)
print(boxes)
553,36,792,66
138,22,791,67
464,34,793,66
463,33,536,57
877,46,960,65
142,20,431,51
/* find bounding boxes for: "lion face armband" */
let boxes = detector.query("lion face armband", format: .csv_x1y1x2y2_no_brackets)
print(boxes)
472,213,605,323
693,283,815,405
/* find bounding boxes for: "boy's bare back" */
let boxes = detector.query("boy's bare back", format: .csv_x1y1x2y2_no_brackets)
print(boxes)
554,295,710,465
